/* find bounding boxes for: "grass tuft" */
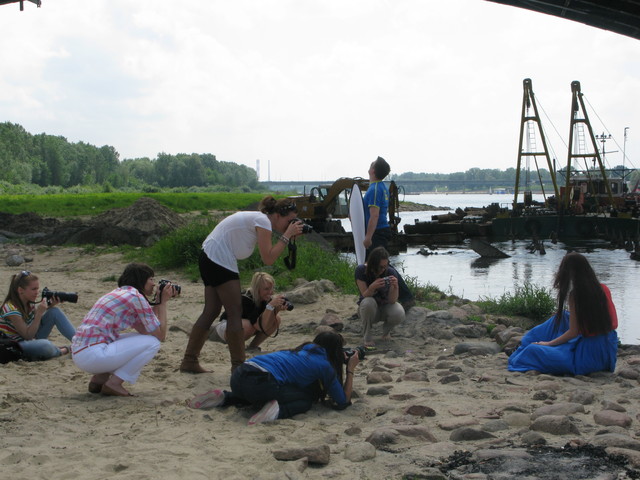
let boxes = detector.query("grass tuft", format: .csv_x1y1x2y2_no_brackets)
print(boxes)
476,283,555,321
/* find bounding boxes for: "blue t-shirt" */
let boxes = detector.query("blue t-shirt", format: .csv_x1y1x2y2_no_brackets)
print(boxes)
250,344,348,406
363,181,390,230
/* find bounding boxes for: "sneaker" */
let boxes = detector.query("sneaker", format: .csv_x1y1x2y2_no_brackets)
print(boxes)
248,399,279,425
187,389,225,409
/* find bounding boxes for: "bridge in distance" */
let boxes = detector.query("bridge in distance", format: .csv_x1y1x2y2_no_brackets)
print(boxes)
262,179,516,194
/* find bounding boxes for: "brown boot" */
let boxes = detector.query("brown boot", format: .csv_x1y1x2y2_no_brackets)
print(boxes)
225,327,246,373
180,325,211,373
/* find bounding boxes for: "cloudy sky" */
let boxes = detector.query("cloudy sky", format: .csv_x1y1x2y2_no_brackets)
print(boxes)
1,0,639,181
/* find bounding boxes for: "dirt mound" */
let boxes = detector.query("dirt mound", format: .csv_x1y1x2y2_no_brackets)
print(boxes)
45,197,187,247
1,197,187,247
91,197,185,235
0,212,60,235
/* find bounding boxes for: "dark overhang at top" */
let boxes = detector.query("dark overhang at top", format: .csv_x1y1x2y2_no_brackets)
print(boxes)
0,0,41,10
486,1,640,40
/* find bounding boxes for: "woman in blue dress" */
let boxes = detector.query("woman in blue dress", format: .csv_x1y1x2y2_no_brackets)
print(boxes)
508,252,618,375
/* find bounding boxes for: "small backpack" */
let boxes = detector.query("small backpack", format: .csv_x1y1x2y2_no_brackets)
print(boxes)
0,333,23,364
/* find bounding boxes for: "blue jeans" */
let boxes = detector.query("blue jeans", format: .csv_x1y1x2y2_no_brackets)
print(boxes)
225,363,317,419
18,307,76,361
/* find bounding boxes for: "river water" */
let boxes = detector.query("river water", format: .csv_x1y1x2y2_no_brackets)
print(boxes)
347,193,640,345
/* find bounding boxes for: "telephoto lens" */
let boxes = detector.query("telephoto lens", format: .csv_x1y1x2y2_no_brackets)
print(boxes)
42,287,78,303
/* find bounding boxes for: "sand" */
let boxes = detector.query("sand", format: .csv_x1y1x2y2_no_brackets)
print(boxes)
2,244,640,480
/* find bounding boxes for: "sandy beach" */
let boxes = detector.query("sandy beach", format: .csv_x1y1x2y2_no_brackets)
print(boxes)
3,244,640,479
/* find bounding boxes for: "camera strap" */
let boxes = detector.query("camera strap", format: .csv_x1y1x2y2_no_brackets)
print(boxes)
284,238,297,270
257,314,279,338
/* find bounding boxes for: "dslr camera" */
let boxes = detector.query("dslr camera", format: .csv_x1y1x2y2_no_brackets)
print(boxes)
282,297,294,311
42,287,78,304
291,218,313,234
158,279,181,296
343,346,366,364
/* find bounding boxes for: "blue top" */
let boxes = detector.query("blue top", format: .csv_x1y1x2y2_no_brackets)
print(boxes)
250,344,348,406
363,181,389,230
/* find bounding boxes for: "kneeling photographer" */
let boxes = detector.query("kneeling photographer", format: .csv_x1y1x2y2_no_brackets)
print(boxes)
188,331,360,425
210,272,290,352
1,271,77,361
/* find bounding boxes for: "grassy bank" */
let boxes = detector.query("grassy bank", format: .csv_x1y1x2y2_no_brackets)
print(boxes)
0,192,269,217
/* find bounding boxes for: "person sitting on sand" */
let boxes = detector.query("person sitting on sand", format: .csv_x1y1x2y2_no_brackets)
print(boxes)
508,252,618,375
187,331,359,425
355,246,405,348
210,272,288,352
1,270,75,360
71,263,177,396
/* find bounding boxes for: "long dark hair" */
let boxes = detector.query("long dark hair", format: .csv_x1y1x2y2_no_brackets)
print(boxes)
2,270,38,318
365,246,389,280
553,252,612,335
118,263,155,296
291,331,345,401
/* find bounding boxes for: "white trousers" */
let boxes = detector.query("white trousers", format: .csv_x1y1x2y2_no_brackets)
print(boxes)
73,333,161,384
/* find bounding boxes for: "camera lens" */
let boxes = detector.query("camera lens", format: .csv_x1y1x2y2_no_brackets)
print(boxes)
42,287,79,303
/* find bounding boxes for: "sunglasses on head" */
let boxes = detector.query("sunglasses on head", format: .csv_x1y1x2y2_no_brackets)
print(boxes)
18,270,31,279
278,203,297,215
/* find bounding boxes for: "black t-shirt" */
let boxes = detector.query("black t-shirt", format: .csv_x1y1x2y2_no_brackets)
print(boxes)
220,291,267,325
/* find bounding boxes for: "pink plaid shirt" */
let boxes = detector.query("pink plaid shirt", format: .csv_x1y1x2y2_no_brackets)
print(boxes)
71,286,160,352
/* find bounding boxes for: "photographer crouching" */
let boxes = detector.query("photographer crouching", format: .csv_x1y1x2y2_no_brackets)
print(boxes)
71,263,179,397
210,272,291,352
188,331,360,425
355,246,405,348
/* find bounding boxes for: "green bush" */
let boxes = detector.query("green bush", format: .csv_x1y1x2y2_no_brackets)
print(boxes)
477,283,555,321
137,222,360,293
137,219,218,277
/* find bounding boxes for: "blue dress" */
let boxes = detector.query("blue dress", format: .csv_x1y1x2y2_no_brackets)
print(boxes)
508,310,618,375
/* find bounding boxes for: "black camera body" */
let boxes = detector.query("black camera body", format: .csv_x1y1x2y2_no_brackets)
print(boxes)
282,297,294,311
158,279,181,296
383,276,393,287
291,218,313,234
343,346,366,364
42,287,78,304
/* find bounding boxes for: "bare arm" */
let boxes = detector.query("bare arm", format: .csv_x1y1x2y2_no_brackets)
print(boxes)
357,277,384,298
363,206,380,249
536,296,580,346
342,354,360,402
357,275,398,303
6,299,49,340
386,275,399,303
256,222,303,265
142,284,175,342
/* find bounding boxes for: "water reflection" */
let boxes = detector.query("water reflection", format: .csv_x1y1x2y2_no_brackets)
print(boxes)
392,239,640,345
344,193,639,344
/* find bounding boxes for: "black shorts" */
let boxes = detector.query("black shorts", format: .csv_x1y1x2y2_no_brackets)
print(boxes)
199,250,240,287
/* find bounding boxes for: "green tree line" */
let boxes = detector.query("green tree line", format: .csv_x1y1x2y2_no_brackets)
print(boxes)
391,165,639,193
0,122,259,192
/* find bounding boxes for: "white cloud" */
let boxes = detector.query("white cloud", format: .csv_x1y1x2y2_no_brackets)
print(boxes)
1,0,638,179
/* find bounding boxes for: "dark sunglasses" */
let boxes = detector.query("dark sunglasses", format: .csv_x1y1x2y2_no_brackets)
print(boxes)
18,270,31,279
